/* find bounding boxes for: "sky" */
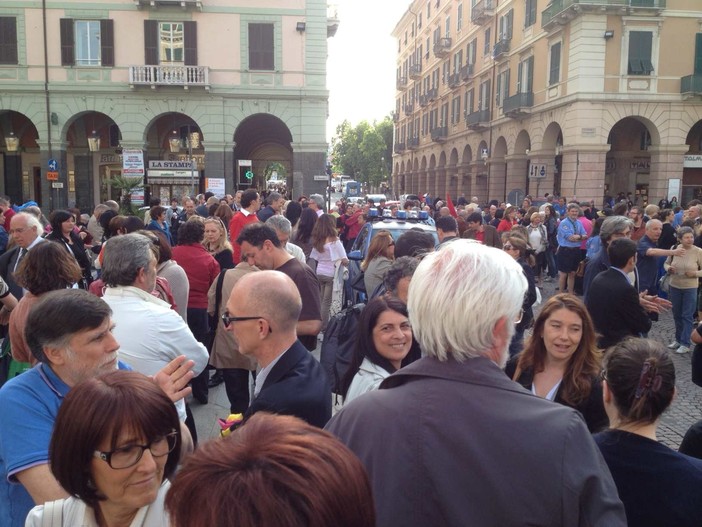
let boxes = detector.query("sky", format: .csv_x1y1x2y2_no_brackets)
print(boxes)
326,0,410,143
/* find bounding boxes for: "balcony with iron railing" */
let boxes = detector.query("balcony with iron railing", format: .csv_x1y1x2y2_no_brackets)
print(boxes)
460,63,474,82
134,0,203,9
328,4,340,37
542,0,666,29
409,63,422,80
503,92,534,117
493,38,510,59
466,109,491,129
403,103,415,115
129,65,209,88
396,76,408,90
392,112,400,122
681,75,702,95
448,73,462,89
471,0,495,24
419,95,429,107
394,142,406,153
427,87,438,101
433,38,452,58
430,126,448,142
407,136,420,149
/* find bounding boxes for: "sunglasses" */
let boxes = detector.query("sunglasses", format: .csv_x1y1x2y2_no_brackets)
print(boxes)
221,312,272,333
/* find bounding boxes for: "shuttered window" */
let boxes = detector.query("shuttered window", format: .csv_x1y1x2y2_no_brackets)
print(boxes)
59,18,114,66
249,23,274,71
628,31,653,75
549,42,561,85
0,17,18,65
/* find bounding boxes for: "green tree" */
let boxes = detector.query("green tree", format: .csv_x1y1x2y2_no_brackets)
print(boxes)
331,118,393,187
110,175,144,215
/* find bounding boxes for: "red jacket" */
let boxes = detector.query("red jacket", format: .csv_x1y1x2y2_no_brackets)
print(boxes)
171,244,220,309
229,211,260,264
344,211,363,240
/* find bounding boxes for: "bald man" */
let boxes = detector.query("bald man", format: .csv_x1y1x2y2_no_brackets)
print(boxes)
224,271,331,427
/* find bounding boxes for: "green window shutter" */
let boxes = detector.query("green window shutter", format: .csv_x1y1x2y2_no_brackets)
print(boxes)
0,17,18,65
144,20,158,65
694,33,702,75
549,42,561,85
184,21,197,65
100,19,114,67
60,18,74,66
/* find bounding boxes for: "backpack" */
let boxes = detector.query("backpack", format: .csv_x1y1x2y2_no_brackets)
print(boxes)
320,303,364,395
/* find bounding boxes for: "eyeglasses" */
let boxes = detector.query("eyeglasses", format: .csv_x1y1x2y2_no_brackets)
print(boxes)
94,430,178,469
503,244,516,250
221,312,272,333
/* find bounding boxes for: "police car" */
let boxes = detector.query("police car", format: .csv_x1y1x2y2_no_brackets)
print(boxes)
346,208,438,303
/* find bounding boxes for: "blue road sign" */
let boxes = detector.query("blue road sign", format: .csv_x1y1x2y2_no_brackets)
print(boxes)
48,159,58,171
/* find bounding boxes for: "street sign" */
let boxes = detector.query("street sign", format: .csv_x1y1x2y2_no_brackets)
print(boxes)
47,171,59,181
48,159,58,171
51,182,64,188
528,164,547,179
313,175,328,181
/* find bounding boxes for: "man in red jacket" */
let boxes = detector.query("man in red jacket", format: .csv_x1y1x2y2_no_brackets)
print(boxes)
229,189,261,264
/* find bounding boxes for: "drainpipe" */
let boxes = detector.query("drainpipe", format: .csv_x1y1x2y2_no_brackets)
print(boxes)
42,0,53,208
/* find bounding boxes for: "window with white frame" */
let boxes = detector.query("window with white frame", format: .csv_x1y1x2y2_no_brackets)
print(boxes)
453,50,463,73
498,10,513,41
464,88,474,115
451,96,461,124
479,79,491,110
75,20,101,66
445,16,451,38
160,22,185,64
496,68,510,106
467,38,477,64
524,0,537,28
457,3,463,32
518,56,534,93
484,28,491,56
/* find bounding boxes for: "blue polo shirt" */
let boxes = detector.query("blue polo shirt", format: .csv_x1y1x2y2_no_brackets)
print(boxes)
636,235,661,294
0,362,130,527
557,218,586,248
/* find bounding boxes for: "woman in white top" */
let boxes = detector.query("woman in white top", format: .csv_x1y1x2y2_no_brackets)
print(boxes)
309,213,348,331
339,296,414,405
26,370,184,527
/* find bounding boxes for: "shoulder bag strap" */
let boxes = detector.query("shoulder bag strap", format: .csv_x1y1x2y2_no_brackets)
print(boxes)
41,498,64,527
214,270,226,317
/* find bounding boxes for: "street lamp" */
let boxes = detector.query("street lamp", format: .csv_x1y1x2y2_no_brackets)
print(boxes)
4,132,19,152
87,130,100,152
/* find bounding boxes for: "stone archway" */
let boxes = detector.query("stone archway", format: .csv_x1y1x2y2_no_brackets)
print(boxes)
0,111,40,206
490,136,508,202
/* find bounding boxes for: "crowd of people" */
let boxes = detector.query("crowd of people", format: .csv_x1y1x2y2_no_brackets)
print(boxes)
0,189,700,526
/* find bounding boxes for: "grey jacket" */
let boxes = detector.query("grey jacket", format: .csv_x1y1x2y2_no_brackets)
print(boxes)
326,355,626,527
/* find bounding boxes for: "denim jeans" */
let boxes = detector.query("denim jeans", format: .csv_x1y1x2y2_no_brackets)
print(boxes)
670,286,696,346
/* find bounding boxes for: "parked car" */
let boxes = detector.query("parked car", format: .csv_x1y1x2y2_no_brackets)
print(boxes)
365,194,387,205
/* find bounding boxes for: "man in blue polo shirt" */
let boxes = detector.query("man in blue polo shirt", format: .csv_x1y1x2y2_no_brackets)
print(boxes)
556,203,588,295
0,289,194,527
637,219,685,297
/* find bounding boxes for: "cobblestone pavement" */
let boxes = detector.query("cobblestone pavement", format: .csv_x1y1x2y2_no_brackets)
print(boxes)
193,280,702,449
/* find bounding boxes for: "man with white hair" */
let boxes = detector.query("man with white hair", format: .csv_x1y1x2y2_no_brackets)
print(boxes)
0,212,46,299
265,215,305,264
308,194,325,217
326,240,626,527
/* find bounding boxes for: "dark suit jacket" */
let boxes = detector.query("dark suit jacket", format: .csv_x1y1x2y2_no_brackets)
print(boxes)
505,359,609,433
245,339,331,427
586,267,651,348
462,224,501,248
0,246,22,299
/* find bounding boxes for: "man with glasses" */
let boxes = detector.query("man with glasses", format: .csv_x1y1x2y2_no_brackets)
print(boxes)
228,189,261,265
0,212,46,299
583,216,632,301
223,270,330,428
0,289,195,527
628,206,646,241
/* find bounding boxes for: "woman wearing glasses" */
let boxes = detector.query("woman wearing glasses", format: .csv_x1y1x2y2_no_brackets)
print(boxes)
502,234,537,357
506,293,608,433
25,370,184,526
360,230,395,298
595,338,702,527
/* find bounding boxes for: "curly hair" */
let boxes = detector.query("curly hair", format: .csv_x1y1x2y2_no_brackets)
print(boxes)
178,218,206,245
513,293,602,406
14,241,83,295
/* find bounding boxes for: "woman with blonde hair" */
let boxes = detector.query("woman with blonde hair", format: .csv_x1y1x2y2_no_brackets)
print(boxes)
361,230,395,297
309,213,348,330
203,216,234,270
506,293,608,432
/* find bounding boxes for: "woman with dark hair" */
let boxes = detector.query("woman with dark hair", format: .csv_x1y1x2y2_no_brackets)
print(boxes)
361,230,395,296
543,204,559,280
595,338,702,527
25,370,184,526
506,293,608,432
98,209,118,241
657,208,677,251
285,200,303,233
213,203,233,231
503,234,537,357
10,242,83,365
45,210,93,289
166,413,375,527
172,218,220,404
309,213,348,330
292,207,318,259
339,296,416,405
203,217,234,270
146,205,173,245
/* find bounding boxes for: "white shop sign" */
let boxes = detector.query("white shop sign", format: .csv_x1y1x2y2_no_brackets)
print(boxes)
148,160,196,170
684,155,702,168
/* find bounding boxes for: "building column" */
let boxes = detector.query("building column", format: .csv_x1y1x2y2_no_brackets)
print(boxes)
488,158,507,203
649,144,688,206
434,167,446,201
505,154,528,200
291,143,327,199
525,150,556,200
472,161,488,204
446,164,458,201
456,162,471,199
559,145,609,204
204,140,235,194
37,141,69,211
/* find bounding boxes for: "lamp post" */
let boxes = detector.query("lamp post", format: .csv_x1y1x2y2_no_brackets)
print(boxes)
169,127,197,197
87,129,100,209
4,132,19,204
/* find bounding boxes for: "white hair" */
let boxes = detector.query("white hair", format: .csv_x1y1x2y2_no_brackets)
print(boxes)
408,240,526,364
13,212,44,237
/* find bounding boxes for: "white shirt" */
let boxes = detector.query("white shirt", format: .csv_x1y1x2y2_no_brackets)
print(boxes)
103,286,209,421
345,358,391,405
285,242,306,264
253,346,288,398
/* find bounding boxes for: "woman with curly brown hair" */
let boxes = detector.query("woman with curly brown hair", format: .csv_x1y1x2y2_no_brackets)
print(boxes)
10,241,83,364
505,293,608,432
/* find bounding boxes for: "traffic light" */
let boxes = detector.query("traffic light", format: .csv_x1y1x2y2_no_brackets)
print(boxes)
239,166,254,186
